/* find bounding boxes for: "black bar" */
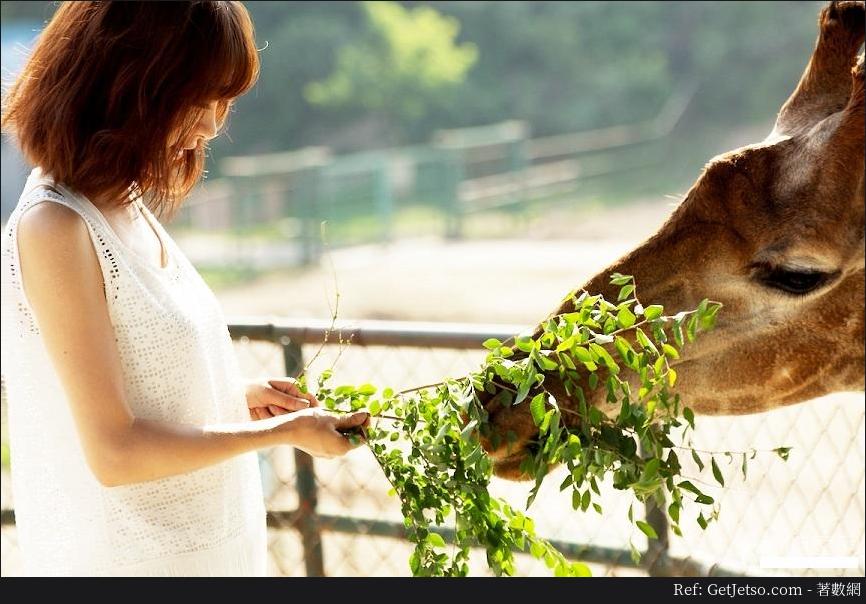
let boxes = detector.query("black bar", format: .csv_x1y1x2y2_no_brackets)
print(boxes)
281,340,325,577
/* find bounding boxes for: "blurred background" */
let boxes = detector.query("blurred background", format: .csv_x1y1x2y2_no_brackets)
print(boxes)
2,0,863,578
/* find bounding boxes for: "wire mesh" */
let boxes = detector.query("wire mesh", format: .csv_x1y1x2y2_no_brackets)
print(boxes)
1,326,863,577
231,329,865,577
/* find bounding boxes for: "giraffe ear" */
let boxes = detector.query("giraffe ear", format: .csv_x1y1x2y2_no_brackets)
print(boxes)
808,55,864,168
774,1,864,135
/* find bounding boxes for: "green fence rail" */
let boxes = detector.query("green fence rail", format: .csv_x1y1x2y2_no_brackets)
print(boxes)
172,82,697,262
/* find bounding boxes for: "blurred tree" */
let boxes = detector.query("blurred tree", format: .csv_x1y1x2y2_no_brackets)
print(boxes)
304,1,477,144
2,1,823,156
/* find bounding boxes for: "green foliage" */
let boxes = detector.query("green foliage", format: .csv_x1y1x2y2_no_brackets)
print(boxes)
5,2,822,159
297,274,794,576
305,1,477,140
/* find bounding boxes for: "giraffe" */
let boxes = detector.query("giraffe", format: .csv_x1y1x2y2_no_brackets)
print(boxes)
482,0,866,480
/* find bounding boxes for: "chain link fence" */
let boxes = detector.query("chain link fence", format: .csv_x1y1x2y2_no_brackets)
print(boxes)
2,317,863,577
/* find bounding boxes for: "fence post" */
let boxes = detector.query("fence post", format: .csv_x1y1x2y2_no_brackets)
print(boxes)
643,494,671,576
639,439,671,576
374,156,393,244
281,338,325,576
440,148,463,239
290,165,325,266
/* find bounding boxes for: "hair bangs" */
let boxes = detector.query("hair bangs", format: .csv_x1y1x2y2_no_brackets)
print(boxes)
195,1,260,104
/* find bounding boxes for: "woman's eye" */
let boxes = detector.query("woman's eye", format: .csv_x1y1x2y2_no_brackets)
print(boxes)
756,267,833,295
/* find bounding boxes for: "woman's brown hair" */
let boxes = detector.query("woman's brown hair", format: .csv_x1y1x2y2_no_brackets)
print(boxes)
1,1,259,221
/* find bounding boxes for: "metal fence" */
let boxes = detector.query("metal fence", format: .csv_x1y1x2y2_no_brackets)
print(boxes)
168,82,698,267
2,318,864,577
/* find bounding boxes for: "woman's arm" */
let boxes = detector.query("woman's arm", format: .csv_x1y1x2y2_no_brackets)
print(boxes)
111,407,368,486
17,202,366,487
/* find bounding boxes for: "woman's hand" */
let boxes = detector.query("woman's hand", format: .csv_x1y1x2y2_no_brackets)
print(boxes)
245,377,319,421
269,408,371,458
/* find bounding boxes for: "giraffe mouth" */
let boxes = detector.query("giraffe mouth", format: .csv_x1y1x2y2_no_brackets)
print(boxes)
491,452,531,480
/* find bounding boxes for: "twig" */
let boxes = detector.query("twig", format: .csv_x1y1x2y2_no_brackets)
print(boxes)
304,221,341,373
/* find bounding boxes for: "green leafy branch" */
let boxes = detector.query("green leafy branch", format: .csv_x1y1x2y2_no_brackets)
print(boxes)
298,274,792,576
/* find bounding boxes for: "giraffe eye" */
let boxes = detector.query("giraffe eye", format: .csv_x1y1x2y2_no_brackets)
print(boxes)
755,265,835,295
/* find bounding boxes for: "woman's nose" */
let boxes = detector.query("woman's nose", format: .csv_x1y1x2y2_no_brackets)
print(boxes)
200,103,218,140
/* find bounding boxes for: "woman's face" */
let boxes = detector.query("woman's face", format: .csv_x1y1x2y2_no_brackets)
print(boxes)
169,100,220,157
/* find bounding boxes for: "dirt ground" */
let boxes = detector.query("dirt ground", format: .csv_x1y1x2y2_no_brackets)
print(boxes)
211,198,676,324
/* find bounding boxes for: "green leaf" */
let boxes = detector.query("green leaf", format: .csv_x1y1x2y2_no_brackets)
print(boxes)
635,328,658,354
572,562,592,577
618,396,631,424
629,541,641,565
774,447,792,461
530,393,547,427
334,385,355,396
514,376,531,406
614,336,635,363
427,532,446,548
581,489,591,512
610,273,633,286
617,284,635,301
690,448,704,471
483,338,502,350
617,306,636,329
642,458,660,481
460,419,478,439
683,407,695,429
673,321,685,347
701,303,722,331
667,368,677,387
711,457,725,487
643,305,664,321
358,383,377,396
530,541,546,559
572,346,593,363
661,343,679,359
535,352,558,371
668,502,680,523
589,343,619,374
515,336,535,353
678,480,703,497
697,513,708,530
686,314,699,343
636,520,658,539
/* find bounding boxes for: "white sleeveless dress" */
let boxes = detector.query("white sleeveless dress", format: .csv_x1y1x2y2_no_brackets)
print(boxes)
0,167,268,576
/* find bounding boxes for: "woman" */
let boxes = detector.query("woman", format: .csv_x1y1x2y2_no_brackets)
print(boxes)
0,1,369,576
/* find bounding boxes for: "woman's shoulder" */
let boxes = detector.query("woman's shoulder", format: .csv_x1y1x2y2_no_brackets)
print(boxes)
16,200,97,280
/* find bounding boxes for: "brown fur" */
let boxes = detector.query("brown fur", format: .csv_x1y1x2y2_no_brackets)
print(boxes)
482,1,866,480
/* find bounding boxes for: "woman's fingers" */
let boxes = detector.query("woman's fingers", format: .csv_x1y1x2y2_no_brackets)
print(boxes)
334,411,370,430
333,411,370,448
248,382,310,413
270,390,311,412
267,378,320,407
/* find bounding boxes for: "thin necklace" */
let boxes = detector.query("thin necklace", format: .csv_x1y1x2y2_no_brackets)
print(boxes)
135,199,169,268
